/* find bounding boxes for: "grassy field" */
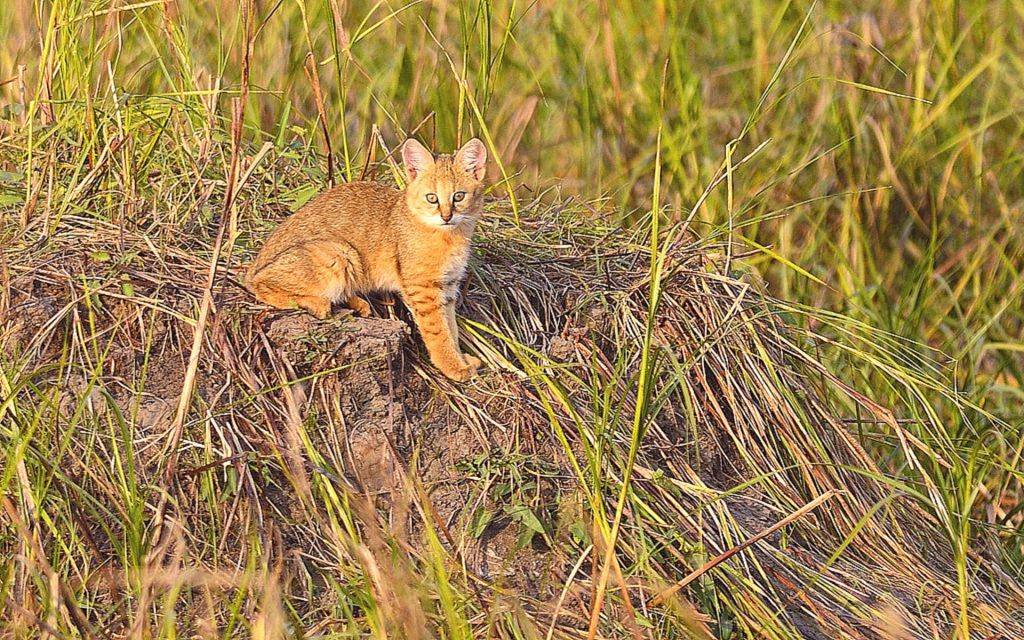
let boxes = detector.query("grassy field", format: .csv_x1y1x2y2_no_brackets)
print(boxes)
1,0,1023,638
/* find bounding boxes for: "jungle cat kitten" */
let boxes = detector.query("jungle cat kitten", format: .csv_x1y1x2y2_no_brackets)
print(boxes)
246,138,487,381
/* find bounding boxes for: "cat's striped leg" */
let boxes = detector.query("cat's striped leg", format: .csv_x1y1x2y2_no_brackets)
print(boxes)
402,282,478,381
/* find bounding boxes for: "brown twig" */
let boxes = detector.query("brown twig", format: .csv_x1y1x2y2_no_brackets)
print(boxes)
649,491,837,607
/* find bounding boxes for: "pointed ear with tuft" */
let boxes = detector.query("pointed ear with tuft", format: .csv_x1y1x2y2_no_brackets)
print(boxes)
402,139,434,182
455,138,488,181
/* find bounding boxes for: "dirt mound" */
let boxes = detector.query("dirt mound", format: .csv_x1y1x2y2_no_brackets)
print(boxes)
3,198,1023,639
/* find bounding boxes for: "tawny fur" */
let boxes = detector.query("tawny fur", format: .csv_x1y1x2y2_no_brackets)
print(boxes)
246,138,488,381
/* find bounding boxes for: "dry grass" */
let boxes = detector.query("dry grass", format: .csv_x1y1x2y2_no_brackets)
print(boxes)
2,127,1022,636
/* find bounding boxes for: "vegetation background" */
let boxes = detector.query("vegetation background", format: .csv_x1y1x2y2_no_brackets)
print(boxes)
1,0,1022,638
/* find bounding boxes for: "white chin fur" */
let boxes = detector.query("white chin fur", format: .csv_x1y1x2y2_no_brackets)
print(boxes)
419,215,462,228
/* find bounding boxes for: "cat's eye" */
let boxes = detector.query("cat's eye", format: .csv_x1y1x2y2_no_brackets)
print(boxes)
452,191,466,203
425,193,439,204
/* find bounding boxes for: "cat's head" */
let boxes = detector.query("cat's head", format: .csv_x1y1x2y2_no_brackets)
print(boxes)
401,138,487,230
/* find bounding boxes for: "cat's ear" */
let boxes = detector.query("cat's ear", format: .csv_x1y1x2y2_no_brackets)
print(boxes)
455,138,487,181
401,139,434,181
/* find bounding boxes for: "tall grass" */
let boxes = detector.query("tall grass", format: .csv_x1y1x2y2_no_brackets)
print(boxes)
1,0,1023,637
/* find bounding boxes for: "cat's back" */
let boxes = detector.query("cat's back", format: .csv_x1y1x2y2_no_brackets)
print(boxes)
294,180,400,231
252,181,400,274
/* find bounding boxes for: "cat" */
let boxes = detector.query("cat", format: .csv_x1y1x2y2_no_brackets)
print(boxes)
246,138,487,381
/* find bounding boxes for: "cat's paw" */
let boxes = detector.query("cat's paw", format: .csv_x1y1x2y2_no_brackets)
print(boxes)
444,355,482,382
298,299,332,319
346,295,372,318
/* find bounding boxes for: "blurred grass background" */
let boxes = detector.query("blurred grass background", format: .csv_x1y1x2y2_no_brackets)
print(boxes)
1,0,1023,636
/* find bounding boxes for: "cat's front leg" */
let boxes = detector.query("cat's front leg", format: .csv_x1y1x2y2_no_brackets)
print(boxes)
402,282,478,381
443,291,481,372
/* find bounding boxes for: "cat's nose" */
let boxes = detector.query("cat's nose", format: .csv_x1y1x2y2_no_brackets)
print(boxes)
440,207,453,223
